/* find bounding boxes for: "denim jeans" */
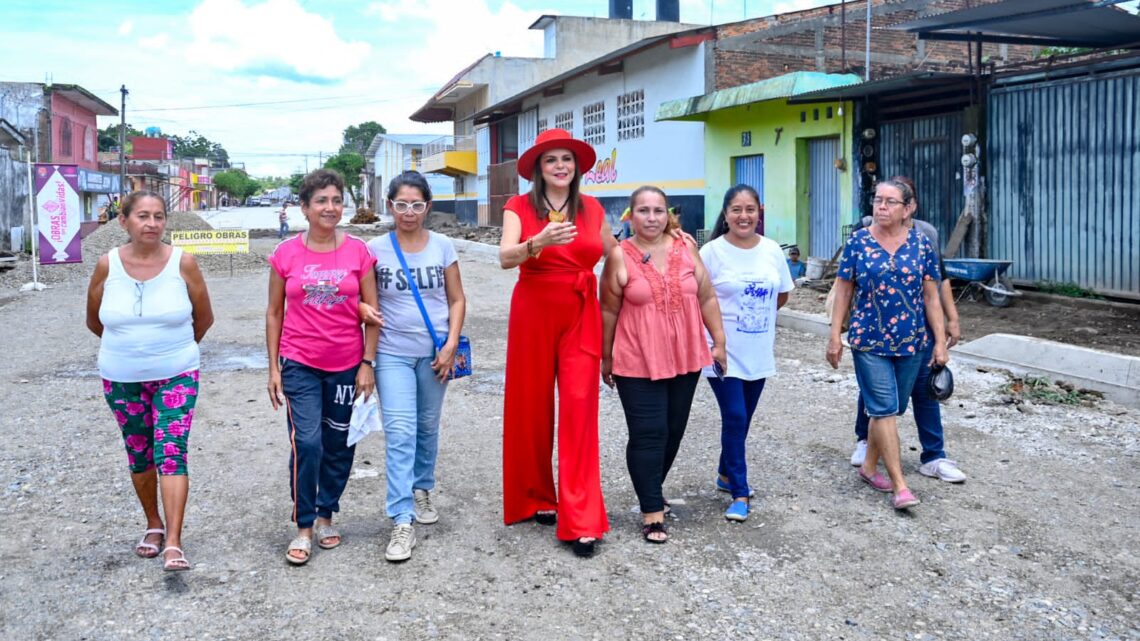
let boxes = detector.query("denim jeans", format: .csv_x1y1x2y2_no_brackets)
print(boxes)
855,344,946,463
376,352,448,525
280,358,358,529
707,377,767,500
851,350,923,418
613,372,700,514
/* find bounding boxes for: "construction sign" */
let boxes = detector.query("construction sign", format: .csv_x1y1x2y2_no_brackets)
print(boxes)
170,229,250,254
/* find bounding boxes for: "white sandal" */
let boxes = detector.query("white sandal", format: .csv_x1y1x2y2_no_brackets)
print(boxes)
285,535,312,565
135,528,165,558
162,546,190,571
315,523,342,550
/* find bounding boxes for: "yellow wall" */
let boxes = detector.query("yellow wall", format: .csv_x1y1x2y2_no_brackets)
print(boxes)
702,99,853,252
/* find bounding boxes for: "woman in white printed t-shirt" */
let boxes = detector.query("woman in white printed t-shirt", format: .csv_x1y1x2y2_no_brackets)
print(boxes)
362,171,467,563
698,185,795,523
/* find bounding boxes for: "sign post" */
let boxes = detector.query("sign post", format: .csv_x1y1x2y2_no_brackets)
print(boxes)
170,229,249,277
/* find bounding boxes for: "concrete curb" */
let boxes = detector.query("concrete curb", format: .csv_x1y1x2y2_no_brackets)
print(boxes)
775,308,1140,409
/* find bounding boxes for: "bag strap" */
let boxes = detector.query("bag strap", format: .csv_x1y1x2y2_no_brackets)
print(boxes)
389,233,444,349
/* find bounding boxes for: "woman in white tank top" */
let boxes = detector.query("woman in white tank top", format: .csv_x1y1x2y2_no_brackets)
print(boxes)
85,191,214,571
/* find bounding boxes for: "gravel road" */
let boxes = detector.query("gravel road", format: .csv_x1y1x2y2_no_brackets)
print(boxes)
0,240,1137,641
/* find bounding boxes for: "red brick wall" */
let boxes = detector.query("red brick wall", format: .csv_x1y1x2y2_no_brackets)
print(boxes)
711,0,1039,90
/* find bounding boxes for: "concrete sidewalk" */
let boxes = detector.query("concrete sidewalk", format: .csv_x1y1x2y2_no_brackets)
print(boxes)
778,308,1140,409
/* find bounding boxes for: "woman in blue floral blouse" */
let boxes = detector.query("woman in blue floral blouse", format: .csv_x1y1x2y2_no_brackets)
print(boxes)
826,178,948,510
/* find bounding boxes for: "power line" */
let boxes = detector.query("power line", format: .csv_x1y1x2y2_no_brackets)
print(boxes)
130,94,368,112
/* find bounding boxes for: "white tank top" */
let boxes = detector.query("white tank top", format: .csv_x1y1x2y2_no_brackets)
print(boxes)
98,246,200,382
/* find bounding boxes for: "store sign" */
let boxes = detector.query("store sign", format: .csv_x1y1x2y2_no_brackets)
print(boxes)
583,148,618,185
35,163,82,264
77,168,121,194
170,229,249,254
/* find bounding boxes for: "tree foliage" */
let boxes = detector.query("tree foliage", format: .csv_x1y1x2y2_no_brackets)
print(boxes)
98,123,144,152
339,121,386,156
323,152,365,204
288,173,305,194
212,169,261,200
170,130,230,168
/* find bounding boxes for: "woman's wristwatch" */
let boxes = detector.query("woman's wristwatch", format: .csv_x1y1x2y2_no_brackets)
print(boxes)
361,358,375,368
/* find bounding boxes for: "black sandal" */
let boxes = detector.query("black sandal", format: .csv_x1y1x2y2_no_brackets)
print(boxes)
534,511,557,526
641,521,668,544
571,537,597,557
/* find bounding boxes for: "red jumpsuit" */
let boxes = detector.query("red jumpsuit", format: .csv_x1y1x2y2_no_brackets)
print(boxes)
502,193,610,541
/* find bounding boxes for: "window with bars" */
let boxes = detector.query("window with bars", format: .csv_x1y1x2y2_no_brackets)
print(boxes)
537,117,548,134
59,118,73,156
617,89,645,141
582,100,605,145
554,110,573,133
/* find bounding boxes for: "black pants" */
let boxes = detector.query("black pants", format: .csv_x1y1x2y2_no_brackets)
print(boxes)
613,372,701,514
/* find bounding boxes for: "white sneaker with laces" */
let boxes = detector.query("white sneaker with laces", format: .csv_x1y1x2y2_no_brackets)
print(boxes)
385,524,416,562
850,440,868,467
919,458,967,483
413,488,439,524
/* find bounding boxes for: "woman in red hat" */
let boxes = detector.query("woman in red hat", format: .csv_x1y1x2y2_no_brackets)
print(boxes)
498,128,612,557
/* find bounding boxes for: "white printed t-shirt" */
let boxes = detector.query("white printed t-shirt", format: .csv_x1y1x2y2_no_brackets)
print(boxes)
367,231,458,358
699,235,795,381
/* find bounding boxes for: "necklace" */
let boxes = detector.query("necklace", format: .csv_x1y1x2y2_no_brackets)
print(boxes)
543,192,568,223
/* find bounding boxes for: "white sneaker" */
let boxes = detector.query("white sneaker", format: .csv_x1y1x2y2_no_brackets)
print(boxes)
919,458,967,483
850,440,868,467
413,489,439,524
385,524,416,562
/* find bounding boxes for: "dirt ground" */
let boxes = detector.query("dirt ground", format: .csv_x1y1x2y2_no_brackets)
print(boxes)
786,285,1140,357
0,229,1138,640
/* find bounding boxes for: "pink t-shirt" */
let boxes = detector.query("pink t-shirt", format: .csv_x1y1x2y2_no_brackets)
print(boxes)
612,239,712,380
268,234,376,372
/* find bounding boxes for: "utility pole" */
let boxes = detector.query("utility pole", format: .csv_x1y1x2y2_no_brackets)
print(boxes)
119,85,128,200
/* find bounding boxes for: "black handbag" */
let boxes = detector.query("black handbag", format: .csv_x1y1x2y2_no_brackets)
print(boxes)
928,363,954,401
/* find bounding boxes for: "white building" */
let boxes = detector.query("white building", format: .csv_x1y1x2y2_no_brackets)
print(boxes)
365,133,457,215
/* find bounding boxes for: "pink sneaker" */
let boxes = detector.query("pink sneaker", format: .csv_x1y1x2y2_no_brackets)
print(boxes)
892,488,920,509
858,469,893,493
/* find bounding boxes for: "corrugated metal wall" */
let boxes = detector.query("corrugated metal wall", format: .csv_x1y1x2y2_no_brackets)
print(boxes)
808,137,841,258
879,112,966,248
989,71,1140,297
517,108,538,195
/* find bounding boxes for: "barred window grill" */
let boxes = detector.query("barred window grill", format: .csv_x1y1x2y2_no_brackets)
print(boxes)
554,111,573,133
582,101,605,145
537,117,547,134
616,89,644,141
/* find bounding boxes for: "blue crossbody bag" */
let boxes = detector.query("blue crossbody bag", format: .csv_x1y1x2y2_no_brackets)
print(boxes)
389,233,471,379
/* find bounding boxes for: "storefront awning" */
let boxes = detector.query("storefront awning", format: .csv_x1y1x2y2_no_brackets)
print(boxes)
890,0,1140,49
655,72,861,122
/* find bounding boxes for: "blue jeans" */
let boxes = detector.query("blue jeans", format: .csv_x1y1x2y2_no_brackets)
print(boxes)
376,352,448,524
855,344,946,463
280,358,358,529
707,377,767,500
851,350,923,418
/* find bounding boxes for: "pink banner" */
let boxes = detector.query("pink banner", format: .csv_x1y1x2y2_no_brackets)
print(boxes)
34,164,83,265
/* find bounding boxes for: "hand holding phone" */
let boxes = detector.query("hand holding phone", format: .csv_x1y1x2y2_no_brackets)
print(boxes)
712,360,725,380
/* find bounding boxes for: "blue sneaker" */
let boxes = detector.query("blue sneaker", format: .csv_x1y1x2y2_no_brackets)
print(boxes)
715,477,756,498
724,500,749,522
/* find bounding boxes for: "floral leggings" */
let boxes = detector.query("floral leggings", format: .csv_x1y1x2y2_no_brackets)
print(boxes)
103,370,199,476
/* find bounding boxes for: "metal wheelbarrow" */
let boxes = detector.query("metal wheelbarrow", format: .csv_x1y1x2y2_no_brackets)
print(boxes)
942,258,1020,307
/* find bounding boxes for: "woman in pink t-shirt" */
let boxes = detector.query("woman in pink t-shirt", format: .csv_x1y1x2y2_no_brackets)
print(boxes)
266,169,379,565
600,186,727,544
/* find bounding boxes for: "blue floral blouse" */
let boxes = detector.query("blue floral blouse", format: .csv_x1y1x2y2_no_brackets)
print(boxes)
837,227,941,356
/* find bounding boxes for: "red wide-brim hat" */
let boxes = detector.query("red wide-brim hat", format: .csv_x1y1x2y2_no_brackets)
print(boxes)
516,128,597,181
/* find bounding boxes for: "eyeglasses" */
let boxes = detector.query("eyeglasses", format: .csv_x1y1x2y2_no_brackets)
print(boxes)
391,200,428,214
133,281,144,317
870,197,908,208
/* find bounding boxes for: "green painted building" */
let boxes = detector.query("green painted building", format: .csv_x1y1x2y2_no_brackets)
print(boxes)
658,72,861,260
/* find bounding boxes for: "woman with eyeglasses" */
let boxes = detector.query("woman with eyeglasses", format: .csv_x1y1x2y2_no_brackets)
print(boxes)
359,171,466,563
266,169,379,565
86,190,214,571
827,178,948,511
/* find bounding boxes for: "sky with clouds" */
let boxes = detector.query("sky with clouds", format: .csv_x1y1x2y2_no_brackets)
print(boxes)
1,0,831,176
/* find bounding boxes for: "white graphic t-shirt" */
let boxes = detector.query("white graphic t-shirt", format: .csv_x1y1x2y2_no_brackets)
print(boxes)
699,235,795,381
367,231,458,358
